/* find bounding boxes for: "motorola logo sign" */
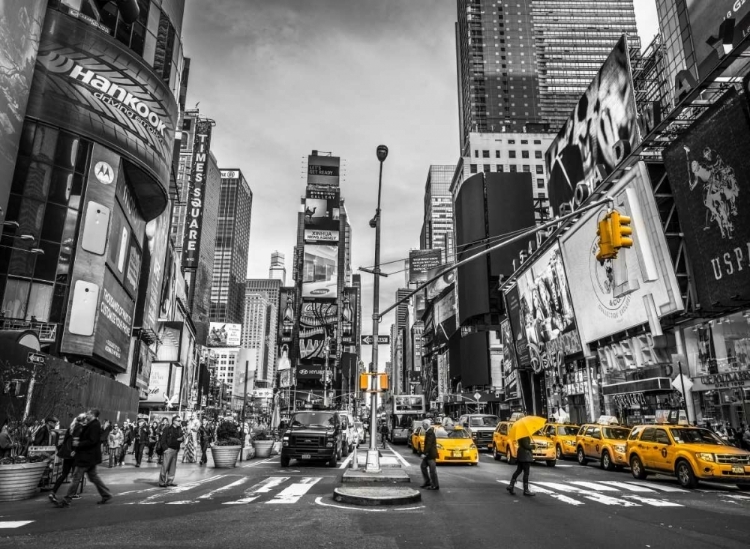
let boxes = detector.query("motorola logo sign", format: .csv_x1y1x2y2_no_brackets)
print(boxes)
94,161,115,184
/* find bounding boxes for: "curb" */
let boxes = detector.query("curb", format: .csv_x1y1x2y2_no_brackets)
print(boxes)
333,486,421,506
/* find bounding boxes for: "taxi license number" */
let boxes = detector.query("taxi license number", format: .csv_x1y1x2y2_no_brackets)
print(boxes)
731,465,745,474
301,454,311,460
452,451,462,457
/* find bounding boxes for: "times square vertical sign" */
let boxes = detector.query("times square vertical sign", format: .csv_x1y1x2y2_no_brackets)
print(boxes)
182,119,213,269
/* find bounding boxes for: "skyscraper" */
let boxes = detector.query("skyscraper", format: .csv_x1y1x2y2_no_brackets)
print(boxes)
420,165,456,263
245,279,281,386
269,251,286,284
455,0,640,154
242,292,270,386
210,169,252,324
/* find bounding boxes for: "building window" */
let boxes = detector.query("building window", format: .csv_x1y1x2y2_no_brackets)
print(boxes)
495,150,501,158
509,165,517,172
533,140,541,145
497,165,504,172
535,150,542,159
508,150,516,159
508,139,515,144
470,164,478,174
523,165,531,172
474,150,479,158
483,165,491,173
522,150,529,159
536,165,544,174
482,150,490,158
536,178,545,188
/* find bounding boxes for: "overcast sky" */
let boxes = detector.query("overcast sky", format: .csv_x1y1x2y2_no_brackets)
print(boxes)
182,0,660,366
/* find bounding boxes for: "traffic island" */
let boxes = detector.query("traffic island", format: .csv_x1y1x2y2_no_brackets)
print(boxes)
333,486,421,506
341,468,410,483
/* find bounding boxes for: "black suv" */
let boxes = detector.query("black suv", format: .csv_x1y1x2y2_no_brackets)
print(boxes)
281,410,345,467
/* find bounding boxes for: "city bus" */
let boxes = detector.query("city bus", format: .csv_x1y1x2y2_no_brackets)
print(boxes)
387,394,426,444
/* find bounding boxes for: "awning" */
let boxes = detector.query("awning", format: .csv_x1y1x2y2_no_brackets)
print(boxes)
601,377,672,396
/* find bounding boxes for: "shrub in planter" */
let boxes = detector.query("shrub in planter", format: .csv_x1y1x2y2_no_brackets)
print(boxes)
214,421,242,446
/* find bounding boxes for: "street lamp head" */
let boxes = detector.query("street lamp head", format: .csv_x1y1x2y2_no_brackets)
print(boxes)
376,145,388,163
369,215,378,229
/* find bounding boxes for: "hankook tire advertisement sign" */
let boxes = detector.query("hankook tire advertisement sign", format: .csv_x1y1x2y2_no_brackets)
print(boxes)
663,88,750,311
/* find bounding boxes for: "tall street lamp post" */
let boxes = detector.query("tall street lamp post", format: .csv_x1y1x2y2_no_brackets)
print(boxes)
366,144,388,473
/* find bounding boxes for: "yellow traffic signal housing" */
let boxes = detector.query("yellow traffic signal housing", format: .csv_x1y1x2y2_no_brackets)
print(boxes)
377,373,389,391
359,373,389,392
596,214,617,263
611,210,633,250
359,373,370,391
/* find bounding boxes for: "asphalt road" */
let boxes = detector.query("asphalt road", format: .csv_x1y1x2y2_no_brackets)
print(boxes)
1,438,749,549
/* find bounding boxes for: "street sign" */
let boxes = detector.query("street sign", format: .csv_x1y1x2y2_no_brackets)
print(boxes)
360,335,390,345
27,352,46,365
473,392,482,401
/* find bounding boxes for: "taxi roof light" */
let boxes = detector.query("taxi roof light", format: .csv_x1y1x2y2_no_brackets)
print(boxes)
509,412,526,422
596,415,620,425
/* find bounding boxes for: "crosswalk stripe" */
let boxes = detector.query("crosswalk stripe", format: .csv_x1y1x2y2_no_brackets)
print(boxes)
535,482,639,507
599,481,657,493
197,478,250,500
136,475,225,504
497,480,584,506
622,481,688,493
0,521,33,529
266,477,321,504
622,495,683,507
569,481,619,492
223,476,290,505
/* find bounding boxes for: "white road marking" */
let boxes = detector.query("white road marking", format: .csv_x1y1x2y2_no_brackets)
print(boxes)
599,481,657,493
570,481,620,492
313,496,425,512
135,475,225,504
497,480,585,506
622,495,683,507
623,481,688,493
242,457,277,468
535,482,639,507
118,486,162,496
0,521,33,529
197,477,249,499
719,494,750,501
388,445,411,468
266,477,321,504
223,476,289,505
339,454,353,469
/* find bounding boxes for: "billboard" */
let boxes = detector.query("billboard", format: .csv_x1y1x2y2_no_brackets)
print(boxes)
663,88,750,311
302,244,338,298
182,118,213,269
220,170,240,179
146,362,170,403
278,287,295,344
545,36,640,218
92,268,136,370
687,0,750,80
341,287,358,345
505,285,530,368
560,162,684,342
307,154,340,186
513,243,582,373
304,187,340,242
500,319,518,373
409,249,442,284
27,10,177,220
426,266,455,300
299,301,337,359
207,323,242,347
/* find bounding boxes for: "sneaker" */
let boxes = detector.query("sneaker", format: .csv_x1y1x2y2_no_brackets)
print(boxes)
135,464,140,468
70,494,81,500
167,483,177,487
48,493,58,504
427,486,439,490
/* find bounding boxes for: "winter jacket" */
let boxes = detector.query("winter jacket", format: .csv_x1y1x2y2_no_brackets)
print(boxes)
74,418,103,467
516,436,533,463
0,431,13,451
136,424,149,442
423,426,438,460
57,424,83,460
160,425,184,451
108,430,124,449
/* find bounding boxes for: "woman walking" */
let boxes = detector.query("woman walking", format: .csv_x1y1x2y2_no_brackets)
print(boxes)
147,421,158,463
506,436,535,496
108,424,124,468
49,415,86,504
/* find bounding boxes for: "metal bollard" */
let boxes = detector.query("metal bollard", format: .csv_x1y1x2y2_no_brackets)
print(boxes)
351,440,358,470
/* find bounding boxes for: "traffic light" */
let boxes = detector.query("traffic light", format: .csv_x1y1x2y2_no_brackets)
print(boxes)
377,373,389,391
596,213,616,263
359,373,369,391
610,210,633,250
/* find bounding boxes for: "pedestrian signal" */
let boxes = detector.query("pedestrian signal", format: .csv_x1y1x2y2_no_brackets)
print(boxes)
596,214,616,264
611,210,633,250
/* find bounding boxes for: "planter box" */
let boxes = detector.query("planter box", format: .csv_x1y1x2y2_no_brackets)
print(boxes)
253,440,274,459
210,445,241,468
0,461,50,501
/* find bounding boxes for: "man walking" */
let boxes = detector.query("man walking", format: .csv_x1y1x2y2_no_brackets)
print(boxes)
420,420,439,491
159,415,184,487
506,436,535,497
57,409,112,507
134,418,149,467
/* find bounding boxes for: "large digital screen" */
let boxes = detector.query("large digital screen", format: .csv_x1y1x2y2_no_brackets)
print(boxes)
687,0,750,80
207,322,242,347
409,249,442,284
302,244,338,298
304,187,340,242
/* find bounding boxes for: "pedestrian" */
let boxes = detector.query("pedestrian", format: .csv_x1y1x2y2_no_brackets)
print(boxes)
182,417,196,464
147,421,158,463
134,418,149,467
419,420,439,491
506,435,535,497
107,424,123,468
379,422,389,449
56,408,112,507
742,425,750,451
49,415,86,504
198,419,212,465
158,415,184,487
33,416,59,447
118,422,131,466
0,423,16,459
156,418,169,465
100,420,112,457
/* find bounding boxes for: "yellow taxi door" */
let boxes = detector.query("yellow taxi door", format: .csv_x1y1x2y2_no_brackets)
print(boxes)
635,427,656,468
651,428,674,472
589,427,603,459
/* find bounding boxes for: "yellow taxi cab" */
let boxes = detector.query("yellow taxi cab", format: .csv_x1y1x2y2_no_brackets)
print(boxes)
434,426,478,465
575,416,631,471
492,416,556,467
410,425,427,454
626,423,750,490
541,423,581,460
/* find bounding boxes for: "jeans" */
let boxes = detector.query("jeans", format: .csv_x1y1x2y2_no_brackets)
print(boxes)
159,448,178,486
64,465,111,502
147,442,156,460
52,458,74,494
108,447,120,468
420,457,438,488
134,441,145,465
511,461,531,485
200,441,209,464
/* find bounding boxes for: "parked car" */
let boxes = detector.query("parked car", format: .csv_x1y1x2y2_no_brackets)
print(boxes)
354,422,365,445
459,414,500,451
406,419,423,449
339,412,358,453
542,423,581,460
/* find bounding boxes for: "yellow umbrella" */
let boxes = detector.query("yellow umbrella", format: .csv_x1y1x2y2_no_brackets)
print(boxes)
508,416,546,441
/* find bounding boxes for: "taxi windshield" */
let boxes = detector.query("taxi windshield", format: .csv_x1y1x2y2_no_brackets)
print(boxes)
603,427,630,440
435,428,471,439
469,416,499,427
671,428,725,445
557,426,579,436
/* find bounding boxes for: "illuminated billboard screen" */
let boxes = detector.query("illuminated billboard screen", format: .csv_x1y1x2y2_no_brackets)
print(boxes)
304,187,340,242
206,322,242,347
307,155,340,186
302,244,338,298
409,249,442,284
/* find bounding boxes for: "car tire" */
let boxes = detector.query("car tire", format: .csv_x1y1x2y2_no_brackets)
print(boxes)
577,447,588,466
328,452,338,468
493,446,501,461
546,460,557,467
556,445,563,461
601,451,615,471
676,460,698,489
342,443,350,457
280,455,290,467
506,448,516,465
737,484,750,491
630,455,648,479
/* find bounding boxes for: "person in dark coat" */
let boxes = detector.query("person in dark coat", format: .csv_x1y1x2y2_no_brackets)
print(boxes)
419,421,439,490
33,416,59,447
158,415,184,487
134,419,149,467
57,408,112,507
49,415,86,504
506,436,535,496
198,419,212,466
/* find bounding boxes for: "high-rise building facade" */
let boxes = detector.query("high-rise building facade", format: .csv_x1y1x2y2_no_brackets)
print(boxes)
245,278,281,386
242,291,269,385
269,251,286,284
210,169,252,324
420,165,456,264
455,0,640,154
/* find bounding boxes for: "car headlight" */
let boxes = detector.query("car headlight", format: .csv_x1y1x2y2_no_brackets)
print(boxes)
614,444,626,454
565,440,576,447
696,452,714,462
326,442,333,447
470,444,477,450
436,443,444,450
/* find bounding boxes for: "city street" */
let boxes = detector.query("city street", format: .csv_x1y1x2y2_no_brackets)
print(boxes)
1,440,749,549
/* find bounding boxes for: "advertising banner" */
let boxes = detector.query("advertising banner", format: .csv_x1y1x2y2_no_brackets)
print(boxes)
0,0,46,230
299,301,337,359
560,162,684,342
146,362,170,403
220,170,240,179
302,244,338,298
182,118,213,269
504,285,530,368
307,154,340,187
341,287,358,345
409,249,442,284
27,10,177,220
545,35,640,218
304,187,340,242
207,323,242,347
141,208,170,330
500,319,518,373
687,0,750,80
663,88,750,311
92,268,136,370
295,366,326,381
278,287,295,344
425,265,455,300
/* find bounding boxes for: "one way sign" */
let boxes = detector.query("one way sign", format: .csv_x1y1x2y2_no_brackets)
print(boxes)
360,335,390,345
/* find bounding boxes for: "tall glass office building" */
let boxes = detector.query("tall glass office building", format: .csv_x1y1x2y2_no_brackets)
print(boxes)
420,165,456,264
456,0,640,154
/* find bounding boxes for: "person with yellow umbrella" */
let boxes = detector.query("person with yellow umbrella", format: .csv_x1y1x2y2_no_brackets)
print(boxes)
506,415,546,497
